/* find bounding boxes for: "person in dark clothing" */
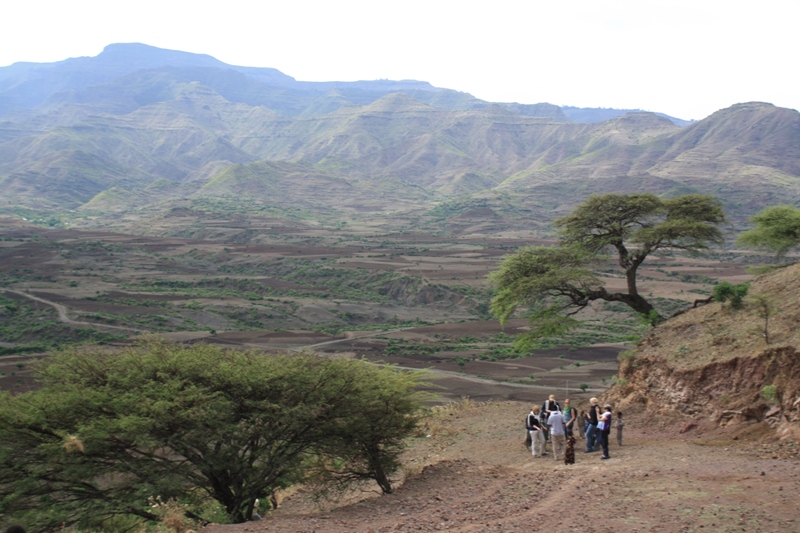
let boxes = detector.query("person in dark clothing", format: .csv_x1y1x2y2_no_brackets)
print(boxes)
527,406,546,456
598,404,613,459
585,397,600,452
541,395,560,446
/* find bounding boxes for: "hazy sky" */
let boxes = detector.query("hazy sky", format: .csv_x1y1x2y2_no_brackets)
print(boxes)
3,0,797,120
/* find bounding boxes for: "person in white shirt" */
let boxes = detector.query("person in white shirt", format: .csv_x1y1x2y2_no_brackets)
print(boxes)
547,410,567,461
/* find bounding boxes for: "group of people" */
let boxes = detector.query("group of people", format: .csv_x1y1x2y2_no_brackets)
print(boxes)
525,396,624,464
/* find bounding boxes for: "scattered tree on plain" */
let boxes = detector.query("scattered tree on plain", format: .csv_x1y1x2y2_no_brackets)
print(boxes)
0,340,428,531
490,193,726,347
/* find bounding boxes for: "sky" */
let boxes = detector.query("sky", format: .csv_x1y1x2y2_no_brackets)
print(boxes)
2,0,798,121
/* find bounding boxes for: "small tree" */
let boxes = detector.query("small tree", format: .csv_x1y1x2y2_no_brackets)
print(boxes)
490,193,726,347
747,293,776,344
737,205,800,259
712,281,750,309
0,340,427,530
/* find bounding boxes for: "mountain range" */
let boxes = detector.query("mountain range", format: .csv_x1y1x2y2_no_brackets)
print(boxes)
1,43,798,228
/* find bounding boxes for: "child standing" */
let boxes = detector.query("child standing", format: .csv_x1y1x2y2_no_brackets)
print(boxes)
616,411,625,446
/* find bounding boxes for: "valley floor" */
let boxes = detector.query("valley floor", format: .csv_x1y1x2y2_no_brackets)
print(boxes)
201,402,800,533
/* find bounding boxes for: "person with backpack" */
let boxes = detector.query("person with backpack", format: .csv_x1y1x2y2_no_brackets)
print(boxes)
526,405,546,457
541,395,560,447
542,395,560,418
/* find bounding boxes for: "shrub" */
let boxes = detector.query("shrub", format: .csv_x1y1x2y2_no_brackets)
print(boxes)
0,340,429,529
762,384,778,403
713,281,750,309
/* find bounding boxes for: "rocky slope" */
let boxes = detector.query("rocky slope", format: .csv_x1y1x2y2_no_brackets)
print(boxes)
609,263,800,439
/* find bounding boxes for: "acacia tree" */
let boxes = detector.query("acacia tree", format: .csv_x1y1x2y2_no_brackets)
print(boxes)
490,193,726,346
0,340,427,531
736,205,800,259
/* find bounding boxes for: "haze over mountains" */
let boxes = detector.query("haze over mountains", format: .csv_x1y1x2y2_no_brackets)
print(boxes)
1,43,798,229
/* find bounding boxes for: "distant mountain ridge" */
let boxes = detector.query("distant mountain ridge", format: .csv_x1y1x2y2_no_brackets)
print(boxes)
0,44,798,229
0,43,682,124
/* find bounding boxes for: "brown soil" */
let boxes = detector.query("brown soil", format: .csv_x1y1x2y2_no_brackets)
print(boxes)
609,263,800,440
200,402,800,533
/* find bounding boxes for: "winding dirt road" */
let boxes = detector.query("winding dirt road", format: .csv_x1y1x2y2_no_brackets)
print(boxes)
2,289,142,333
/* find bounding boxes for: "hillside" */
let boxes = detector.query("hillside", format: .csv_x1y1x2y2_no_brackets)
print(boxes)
198,400,800,533
1,44,799,229
609,263,800,439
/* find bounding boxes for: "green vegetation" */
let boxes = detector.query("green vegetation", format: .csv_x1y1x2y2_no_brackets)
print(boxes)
762,384,778,403
737,205,800,259
0,340,428,530
0,295,126,350
489,193,726,349
712,281,750,309
747,293,777,344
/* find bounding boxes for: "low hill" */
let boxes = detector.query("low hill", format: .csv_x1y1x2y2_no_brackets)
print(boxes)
609,262,800,440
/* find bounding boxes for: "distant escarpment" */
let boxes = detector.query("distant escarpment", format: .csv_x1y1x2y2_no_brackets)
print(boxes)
2,44,799,225
608,263,800,439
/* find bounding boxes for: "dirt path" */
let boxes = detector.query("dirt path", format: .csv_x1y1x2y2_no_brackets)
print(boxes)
2,289,142,333
201,402,800,533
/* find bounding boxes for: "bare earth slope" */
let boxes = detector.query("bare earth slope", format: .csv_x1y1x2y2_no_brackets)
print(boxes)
201,402,800,533
610,263,800,440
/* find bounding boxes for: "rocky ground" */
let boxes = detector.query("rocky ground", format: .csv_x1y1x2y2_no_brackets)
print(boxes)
200,401,800,533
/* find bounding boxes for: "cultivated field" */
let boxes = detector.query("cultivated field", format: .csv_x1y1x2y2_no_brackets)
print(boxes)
0,215,761,400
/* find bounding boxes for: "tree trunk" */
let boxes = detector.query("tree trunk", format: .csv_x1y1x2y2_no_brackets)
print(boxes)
367,449,393,494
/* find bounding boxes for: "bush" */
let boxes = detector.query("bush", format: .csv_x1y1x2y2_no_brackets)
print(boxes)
713,281,750,309
0,340,429,530
762,384,778,403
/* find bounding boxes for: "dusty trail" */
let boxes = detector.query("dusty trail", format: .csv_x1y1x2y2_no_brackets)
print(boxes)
201,402,800,533
2,289,142,333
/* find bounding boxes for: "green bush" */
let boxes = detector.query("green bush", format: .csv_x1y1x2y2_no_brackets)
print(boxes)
762,384,778,403
0,340,429,529
713,281,750,309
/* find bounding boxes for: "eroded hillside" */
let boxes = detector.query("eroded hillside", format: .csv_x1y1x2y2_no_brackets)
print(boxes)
609,263,800,439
